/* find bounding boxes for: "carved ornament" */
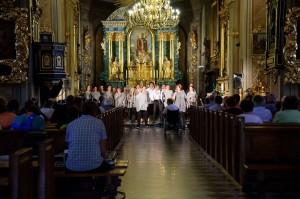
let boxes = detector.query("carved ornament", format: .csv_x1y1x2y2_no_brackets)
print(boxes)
283,8,300,84
252,24,266,33
102,21,128,28
0,1,30,84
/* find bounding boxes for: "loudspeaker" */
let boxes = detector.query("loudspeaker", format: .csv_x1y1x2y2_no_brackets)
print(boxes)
233,73,243,89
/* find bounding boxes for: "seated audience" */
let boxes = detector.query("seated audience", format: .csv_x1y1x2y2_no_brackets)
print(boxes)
66,100,110,172
209,96,225,111
233,94,241,107
239,99,263,124
7,99,19,114
223,96,243,115
202,95,215,109
51,100,67,123
40,99,55,120
56,106,79,129
11,101,45,130
252,95,272,122
273,95,300,123
74,96,83,115
265,93,277,115
0,97,16,129
99,98,113,114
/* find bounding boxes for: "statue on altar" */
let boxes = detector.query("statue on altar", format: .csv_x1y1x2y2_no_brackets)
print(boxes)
137,32,148,55
109,57,121,80
163,57,172,79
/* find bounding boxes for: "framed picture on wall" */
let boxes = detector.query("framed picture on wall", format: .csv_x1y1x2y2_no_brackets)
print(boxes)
252,33,266,55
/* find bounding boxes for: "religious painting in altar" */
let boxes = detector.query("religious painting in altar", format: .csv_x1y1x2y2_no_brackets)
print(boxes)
127,27,155,86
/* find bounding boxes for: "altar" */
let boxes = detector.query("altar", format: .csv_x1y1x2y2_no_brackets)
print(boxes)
100,6,182,88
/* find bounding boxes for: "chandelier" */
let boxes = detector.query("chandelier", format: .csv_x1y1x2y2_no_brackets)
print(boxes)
127,0,180,29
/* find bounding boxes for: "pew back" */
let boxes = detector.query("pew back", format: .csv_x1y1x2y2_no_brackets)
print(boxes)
9,147,33,199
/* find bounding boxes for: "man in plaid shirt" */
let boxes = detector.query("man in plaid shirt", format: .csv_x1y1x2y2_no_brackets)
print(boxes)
66,100,109,172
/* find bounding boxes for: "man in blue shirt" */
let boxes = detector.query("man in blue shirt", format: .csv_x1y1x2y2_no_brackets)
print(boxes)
66,100,109,172
252,95,272,122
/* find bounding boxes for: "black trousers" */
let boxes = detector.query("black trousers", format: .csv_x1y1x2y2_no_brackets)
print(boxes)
153,100,163,121
137,110,148,127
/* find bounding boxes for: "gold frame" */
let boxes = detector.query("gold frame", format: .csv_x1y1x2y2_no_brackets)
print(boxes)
0,1,29,84
284,8,300,84
127,26,155,67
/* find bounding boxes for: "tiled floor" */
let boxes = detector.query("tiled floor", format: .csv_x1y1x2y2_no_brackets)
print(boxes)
116,126,300,199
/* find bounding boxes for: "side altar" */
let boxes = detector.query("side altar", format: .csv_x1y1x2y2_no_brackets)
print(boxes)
100,7,182,88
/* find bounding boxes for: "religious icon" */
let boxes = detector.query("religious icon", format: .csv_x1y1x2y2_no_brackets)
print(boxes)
42,54,51,68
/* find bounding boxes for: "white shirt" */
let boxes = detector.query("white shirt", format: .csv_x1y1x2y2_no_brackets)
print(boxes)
146,88,155,103
153,89,162,101
135,92,149,112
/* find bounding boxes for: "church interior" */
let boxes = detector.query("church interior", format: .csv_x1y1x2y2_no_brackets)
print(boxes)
0,0,300,101
1,0,300,198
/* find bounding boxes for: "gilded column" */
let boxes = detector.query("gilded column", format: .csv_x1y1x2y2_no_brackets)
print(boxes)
107,32,114,79
117,32,125,80
158,32,164,79
220,22,225,77
169,32,176,79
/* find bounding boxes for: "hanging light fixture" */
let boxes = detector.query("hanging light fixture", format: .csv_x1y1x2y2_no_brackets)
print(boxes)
127,0,180,29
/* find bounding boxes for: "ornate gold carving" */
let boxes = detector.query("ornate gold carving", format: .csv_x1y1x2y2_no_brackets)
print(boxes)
190,30,197,49
0,0,14,8
73,1,80,26
252,24,266,33
283,8,300,84
115,0,137,7
102,21,128,27
106,7,128,21
106,32,114,41
40,24,52,32
191,54,198,63
169,32,176,40
0,3,29,84
158,32,164,41
101,38,106,55
83,26,91,50
176,38,181,55
116,32,125,41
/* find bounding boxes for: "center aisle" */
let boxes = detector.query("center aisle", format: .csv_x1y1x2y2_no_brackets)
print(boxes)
116,127,249,199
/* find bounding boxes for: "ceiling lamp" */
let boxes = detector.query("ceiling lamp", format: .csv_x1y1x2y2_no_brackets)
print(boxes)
127,0,180,29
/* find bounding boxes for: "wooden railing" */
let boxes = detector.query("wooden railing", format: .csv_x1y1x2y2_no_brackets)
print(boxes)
98,107,124,152
189,106,242,184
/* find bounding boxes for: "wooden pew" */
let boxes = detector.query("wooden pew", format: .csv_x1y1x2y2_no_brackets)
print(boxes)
55,168,126,198
0,131,27,155
37,139,55,199
239,117,300,193
9,148,33,199
189,107,300,193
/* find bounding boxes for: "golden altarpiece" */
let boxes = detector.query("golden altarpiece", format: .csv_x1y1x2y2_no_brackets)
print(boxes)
100,7,182,88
